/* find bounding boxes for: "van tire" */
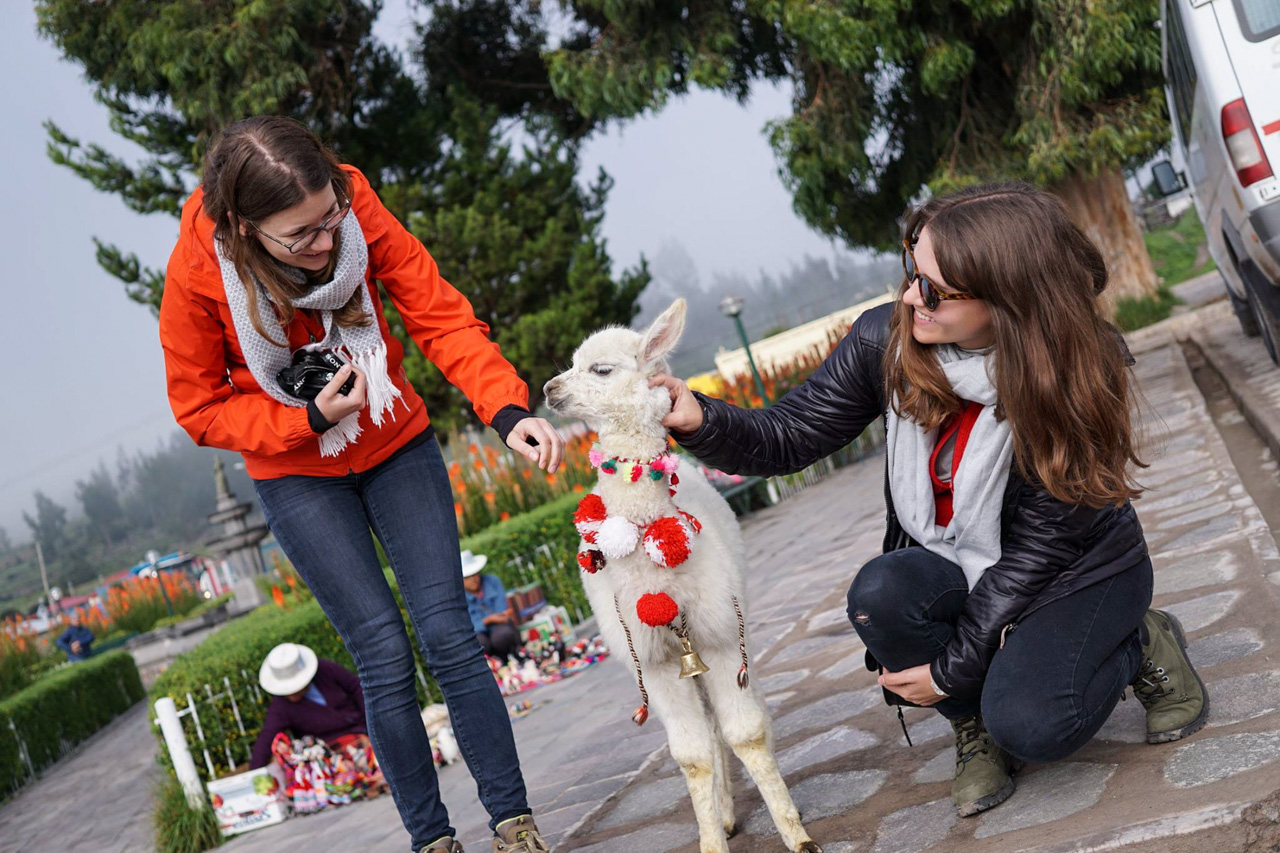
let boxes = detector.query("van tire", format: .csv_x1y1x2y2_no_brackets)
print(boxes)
1229,285,1261,337
1247,284,1280,365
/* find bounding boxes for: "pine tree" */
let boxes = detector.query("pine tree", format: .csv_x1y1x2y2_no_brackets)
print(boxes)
545,0,1168,310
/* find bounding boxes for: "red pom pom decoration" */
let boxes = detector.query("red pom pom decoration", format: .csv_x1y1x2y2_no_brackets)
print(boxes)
577,549,605,574
575,493,607,525
575,493,607,542
636,592,679,627
630,464,643,482
643,516,693,568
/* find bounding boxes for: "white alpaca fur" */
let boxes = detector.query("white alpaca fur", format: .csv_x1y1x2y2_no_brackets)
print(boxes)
545,299,822,853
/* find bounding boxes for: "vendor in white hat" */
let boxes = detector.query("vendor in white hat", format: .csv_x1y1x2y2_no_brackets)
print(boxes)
462,550,520,660
249,643,369,769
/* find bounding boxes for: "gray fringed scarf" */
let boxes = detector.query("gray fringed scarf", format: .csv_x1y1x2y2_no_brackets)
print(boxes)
886,345,1013,590
217,211,402,457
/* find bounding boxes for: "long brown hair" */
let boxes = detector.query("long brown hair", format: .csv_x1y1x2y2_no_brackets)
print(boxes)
883,182,1143,508
201,116,367,346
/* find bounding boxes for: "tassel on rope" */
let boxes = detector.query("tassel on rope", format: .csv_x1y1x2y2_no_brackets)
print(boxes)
614,596,649,726
732,596,750,690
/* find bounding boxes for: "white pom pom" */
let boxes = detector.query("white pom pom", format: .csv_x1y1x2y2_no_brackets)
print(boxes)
596,516,640,559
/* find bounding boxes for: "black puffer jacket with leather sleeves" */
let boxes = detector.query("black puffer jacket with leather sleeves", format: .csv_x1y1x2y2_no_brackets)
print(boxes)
674,302,1150,701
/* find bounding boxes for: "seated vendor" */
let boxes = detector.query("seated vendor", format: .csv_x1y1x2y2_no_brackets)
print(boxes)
462,550,520,660
56,609,95,662
249,643,369,769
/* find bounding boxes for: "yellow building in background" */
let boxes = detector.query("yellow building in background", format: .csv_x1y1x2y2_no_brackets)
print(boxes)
684,372,727,396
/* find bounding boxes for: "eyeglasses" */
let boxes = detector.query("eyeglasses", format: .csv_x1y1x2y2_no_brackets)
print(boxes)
902,238,978,312
251,196,352,255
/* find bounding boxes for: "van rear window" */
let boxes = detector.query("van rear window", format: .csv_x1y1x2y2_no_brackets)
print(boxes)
1234,0,1280,41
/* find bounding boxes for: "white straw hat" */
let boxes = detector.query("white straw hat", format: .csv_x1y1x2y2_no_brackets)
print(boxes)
461,550,488,578
259,643,319,696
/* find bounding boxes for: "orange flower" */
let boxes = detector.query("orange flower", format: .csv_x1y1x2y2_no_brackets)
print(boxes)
500,512,511,521
449,462,462,476
483,491,496,505
544,473,556,485
469,443,480,454
454,502,464,516
521,469,532,480
473,459,484,470
272,586,286,608
573,484,585,493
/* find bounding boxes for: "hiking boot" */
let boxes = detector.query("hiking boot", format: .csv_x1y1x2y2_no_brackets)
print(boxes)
1132,609,1209,744
951,715,1020,817
493,815,550,852
420,837,463,853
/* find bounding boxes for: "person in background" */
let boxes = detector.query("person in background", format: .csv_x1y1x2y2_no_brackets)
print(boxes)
56,609,94,662
463,551,520,660
250,643,370,769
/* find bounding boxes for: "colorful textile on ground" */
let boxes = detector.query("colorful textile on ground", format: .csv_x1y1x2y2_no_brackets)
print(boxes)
270,733,383,814
486,633,610,696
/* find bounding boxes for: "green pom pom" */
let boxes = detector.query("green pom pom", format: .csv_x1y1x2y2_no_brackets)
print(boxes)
649,468,663,481
601,460,617,474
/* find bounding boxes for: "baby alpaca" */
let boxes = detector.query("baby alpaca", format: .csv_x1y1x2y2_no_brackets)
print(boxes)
544,299,821,853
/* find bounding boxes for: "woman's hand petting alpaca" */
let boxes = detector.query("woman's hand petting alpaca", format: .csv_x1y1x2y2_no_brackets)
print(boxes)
879,664,946,706
506,417,565,473
649,374,705,434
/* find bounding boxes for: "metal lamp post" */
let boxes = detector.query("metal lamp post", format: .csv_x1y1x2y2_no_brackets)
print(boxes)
719,295,771,406
147,549,175,618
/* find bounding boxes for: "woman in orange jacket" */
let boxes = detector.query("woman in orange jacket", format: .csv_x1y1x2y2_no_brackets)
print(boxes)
160,116,559,853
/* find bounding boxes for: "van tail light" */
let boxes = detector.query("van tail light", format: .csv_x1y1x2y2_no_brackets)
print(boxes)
1222,98,1274,187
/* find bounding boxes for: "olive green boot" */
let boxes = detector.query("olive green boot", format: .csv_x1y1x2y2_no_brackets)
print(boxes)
1132,609,1209,744
493,815,550,852
952,715,1020,817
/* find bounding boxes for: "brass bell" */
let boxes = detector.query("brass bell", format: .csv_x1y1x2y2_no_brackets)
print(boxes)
678,634,710,679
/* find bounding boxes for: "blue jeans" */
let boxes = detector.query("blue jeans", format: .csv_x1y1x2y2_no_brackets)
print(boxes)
254,436,528,847
846,547,1152,763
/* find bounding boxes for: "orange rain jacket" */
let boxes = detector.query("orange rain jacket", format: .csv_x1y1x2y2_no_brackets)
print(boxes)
159,165,529,480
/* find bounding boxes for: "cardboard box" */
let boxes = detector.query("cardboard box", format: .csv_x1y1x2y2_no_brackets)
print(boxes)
207,763,290,836
518,604,576,645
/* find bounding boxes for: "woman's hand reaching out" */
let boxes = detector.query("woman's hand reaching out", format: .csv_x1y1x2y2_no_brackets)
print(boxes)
648,374,704,434
505,417,565,473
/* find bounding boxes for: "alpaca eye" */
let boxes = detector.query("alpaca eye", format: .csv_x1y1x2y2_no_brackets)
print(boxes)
590,364,614,377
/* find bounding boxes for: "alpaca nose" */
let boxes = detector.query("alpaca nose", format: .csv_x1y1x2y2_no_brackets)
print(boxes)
543,377,562,398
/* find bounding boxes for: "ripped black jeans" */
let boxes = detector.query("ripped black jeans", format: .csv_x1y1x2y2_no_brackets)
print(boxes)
846,547,1152,764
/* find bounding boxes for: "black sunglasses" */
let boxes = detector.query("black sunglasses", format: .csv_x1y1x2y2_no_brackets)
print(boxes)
902,239,978,312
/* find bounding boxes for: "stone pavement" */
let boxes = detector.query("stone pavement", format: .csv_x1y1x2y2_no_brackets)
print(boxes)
562,304,1280,852
0,703,161,852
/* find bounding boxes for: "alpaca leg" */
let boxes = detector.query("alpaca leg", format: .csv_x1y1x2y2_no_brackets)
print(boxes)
701,649,818,853
646,672,729,853
710,722,736,835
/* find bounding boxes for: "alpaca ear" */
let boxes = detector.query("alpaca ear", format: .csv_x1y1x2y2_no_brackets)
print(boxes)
640,298,687,367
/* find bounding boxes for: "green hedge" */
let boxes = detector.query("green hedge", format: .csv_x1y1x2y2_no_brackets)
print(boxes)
0,651,144,798
149,588,443,783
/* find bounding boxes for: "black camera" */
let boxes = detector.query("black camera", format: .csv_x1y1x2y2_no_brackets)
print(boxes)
276,348,356,401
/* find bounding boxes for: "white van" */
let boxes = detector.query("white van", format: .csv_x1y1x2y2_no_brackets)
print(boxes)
1156,0,1280,362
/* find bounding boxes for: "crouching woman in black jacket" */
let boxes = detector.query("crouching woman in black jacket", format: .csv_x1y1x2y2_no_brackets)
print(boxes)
652,183,1208,818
